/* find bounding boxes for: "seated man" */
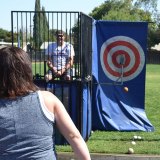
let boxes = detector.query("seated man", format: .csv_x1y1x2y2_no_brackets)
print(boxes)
45,30,74,81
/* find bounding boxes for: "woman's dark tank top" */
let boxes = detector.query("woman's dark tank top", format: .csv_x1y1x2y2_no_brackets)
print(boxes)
0,91,57,160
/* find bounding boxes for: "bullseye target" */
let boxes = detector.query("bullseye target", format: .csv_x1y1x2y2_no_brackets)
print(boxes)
100,36,145,82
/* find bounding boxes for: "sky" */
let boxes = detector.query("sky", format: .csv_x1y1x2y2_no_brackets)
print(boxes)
0,0,105,31
0,0,160,31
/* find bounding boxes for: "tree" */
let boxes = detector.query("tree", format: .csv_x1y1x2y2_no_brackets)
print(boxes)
33,0,43,49
90,0,153,21
89,0,160,48
134,0,158,14
41,6,49,42
0,28,16,42
33,0,50,49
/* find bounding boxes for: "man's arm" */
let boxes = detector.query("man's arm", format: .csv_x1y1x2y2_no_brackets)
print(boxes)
64,44,75,70
46,43,58,73
64,56,74,70
47,60,57,73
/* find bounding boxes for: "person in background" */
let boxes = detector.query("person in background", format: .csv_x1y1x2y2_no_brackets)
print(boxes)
45,30,74,81
0,46,91,160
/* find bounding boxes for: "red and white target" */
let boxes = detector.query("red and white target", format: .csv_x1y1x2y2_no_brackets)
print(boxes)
100,36,145,82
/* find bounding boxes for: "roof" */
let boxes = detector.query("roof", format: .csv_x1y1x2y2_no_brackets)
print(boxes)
151,43,160,51
0,41,18,46
40,42,53,50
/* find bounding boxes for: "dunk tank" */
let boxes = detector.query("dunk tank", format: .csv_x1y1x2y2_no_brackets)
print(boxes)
11,11,92,144
11,11,154,144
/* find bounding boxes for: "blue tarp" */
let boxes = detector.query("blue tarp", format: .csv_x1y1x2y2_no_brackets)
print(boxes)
70,82,92,140
92,20,154,131
34,80,92,143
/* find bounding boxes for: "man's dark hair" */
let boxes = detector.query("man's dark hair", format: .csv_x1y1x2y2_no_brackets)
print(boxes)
55,30,65,36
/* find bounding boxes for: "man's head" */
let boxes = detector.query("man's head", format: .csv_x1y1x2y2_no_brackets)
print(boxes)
56,30,65,36
56,30,65,45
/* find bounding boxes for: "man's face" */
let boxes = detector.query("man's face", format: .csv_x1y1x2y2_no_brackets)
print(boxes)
57,34,65,45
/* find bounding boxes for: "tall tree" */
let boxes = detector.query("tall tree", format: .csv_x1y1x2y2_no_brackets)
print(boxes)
33,0,43,49
41,6,49,42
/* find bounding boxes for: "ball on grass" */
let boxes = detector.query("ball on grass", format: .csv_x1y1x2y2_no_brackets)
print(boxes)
137,136,142,140
133,135,138,140
131,141,136,145
128,148,134,154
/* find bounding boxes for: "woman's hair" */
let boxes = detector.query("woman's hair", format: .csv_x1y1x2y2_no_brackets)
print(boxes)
0,46,38,98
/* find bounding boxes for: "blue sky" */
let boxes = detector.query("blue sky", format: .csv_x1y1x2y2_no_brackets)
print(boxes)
0,0,105,30
0,0,160,31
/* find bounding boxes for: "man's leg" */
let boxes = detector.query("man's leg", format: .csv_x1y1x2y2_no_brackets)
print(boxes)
61,69,72,80
45,70,58,81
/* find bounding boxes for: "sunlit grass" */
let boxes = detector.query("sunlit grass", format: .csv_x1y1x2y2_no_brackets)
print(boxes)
56,64,160,155
32,62,46,76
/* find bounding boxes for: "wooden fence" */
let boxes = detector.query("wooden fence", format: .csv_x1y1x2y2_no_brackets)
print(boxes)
146,50,160,64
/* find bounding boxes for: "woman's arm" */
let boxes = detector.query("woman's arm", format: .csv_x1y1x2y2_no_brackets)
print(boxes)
41,91,91,160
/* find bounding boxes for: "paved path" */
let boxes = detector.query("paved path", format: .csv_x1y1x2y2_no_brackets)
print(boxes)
57,152,160,160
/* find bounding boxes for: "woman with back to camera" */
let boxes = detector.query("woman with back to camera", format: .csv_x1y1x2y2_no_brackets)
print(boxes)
0,46,91,160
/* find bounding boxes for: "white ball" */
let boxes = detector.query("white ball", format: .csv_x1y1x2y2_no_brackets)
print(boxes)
131,141,136,145
133,135,138,140
137,136,142,140
128,148,134,154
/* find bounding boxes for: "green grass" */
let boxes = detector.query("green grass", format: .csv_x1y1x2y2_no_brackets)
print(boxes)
32,62,46,76
56,64,160,155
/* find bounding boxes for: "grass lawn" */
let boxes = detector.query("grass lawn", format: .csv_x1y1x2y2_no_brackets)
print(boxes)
32,62,46,76
56,64,160,155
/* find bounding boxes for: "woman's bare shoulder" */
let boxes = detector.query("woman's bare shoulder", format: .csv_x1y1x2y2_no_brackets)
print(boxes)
39,90,61,105
39,90,62,113
40,91,56,100
40,90,53,96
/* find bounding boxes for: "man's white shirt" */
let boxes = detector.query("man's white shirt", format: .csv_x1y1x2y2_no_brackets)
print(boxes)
46,42,74,70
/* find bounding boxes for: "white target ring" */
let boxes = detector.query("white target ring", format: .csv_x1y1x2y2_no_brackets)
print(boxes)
100,36,145,82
